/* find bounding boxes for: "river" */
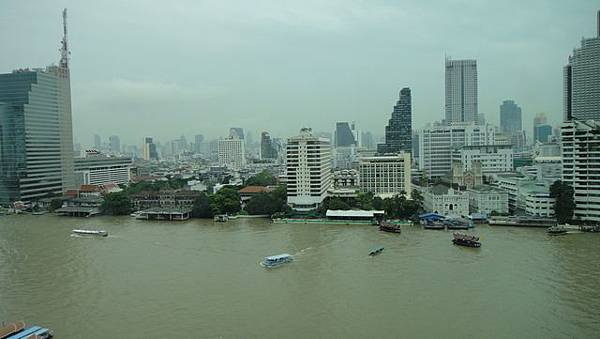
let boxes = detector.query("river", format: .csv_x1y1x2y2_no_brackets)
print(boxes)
1,215,599,338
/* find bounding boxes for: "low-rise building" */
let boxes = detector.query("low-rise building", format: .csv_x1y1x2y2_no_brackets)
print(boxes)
423,184,469,217
491,173,555,217
468,185,509,214
130,190,201,211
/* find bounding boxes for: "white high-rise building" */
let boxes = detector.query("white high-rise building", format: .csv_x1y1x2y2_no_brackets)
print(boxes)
217,137,245,169
286,128,332,211
358,153,411,198
418,122,497,178
561,120,600,221
445,58,478,124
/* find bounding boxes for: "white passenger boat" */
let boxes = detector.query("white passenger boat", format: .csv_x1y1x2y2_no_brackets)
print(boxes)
260,253,293,268
72,229,108,237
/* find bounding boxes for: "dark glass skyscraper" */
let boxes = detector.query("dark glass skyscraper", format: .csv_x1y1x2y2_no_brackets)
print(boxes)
334,122,356,147
260,131,278,160
0,10,74,204
499,100,522,134
377,87,412,154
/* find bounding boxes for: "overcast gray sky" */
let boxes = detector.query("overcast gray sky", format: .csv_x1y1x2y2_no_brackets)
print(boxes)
0,0,598,146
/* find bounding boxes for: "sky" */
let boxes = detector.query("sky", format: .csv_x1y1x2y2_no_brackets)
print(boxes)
0,0,598,146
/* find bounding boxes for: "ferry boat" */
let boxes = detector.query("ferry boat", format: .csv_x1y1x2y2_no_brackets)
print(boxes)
369,246,384,256
444,219,473,230
0,321,26,338
546,225,568,235
452,233,481,248
379,221,401,233
72,229,108,237
260,253,293,268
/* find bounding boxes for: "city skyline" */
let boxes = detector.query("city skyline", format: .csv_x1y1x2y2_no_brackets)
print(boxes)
1,1,597,145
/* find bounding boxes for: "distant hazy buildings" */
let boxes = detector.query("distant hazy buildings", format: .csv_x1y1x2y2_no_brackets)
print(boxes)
445,59,478,124
286,128,332,211
229,127,244,140
377,88,412,154
194,134,204,154
109,135,120,153
358,153,411,198
564,11,600,121
217,136,245,169
418,123,497,178
533,113,552,143
361,131,375,150
0,9,75,203
260,131,278,160
334,122,357,147
143,137,158,161
561,120,600,222
500,100,522,134
94,134,102,150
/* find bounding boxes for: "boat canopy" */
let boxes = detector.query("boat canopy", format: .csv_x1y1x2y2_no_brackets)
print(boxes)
265,253,292,260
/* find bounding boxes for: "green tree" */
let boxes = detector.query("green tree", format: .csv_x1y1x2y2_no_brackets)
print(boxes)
245,192,282,215
213,187,241,215
328,198,351,210
550,180,575,224
101,192,132,215
245,170,277,186
192,192,215,218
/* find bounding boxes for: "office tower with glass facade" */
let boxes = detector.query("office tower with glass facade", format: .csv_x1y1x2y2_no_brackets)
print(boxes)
564,11,600,121
445,59,478,124
377,87,412,154
260,131,278,160
0,9,75,204
143,137,158,160
500,100,522,134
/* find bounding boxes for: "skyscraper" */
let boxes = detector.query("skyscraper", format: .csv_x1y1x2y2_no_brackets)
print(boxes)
109,135,120,153
260,131,278,160
94,134,102,150
143,137,158,160
533,113,552,143
445,59,478,124
334,122,357,147
194,134,204,154
564,11,600,121
500,100,522,134
0,9,75,203
218,135,245,169
377,87,412,154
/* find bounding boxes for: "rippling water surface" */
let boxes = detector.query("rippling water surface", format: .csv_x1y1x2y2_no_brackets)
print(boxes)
1,215,599,338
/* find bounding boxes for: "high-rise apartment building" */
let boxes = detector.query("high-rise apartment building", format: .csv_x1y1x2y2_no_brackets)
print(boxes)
286,128,332,211
500,100,522,134
561,119,600,221
358,153,411,198
217,136,245,169
0,9,75,203
564,11,600,121
445,59,478,124
377,87,412,154
143,137,158,161
418,123,497,178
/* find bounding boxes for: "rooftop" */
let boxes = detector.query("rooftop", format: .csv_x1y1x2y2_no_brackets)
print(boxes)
326,210,385,218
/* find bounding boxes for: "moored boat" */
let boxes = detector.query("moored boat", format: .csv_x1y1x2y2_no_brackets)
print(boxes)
452,233,481,248
423,221,445,230
0,321,26,338
260,253,293,268
4,325,53,339
72,229,108,237
546,225,568,235
369,246,384,256
214,214,229,222
379,221,401,233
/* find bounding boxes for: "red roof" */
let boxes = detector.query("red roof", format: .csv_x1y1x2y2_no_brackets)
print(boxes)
239,186,274,194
